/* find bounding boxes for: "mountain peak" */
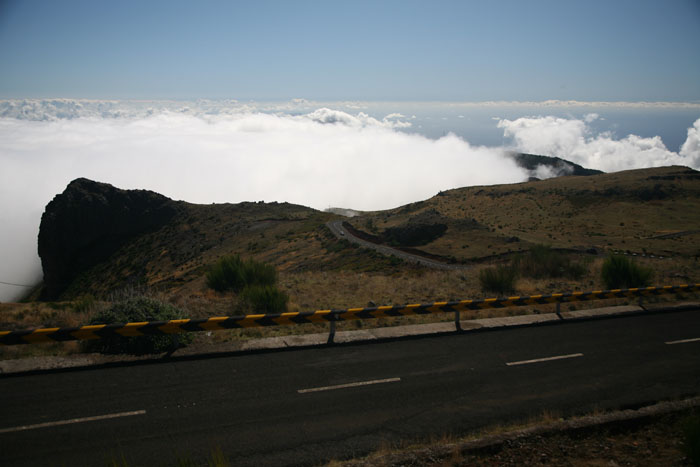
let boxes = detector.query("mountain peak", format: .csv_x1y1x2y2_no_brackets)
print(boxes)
511,153,603,178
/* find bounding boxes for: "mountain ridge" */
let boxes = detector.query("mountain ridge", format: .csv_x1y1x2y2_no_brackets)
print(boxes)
511,153,604,178
34,164,700,302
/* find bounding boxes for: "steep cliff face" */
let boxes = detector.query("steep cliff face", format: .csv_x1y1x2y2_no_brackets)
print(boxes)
38,178,181,299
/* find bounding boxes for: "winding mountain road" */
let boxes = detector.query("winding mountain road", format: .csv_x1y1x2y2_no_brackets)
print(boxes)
328,220,678,267
326,220,467,270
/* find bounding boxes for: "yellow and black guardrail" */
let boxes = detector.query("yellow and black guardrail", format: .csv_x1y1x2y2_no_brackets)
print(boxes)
1,284,698,346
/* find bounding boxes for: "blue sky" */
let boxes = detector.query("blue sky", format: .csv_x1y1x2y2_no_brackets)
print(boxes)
1,0,699,101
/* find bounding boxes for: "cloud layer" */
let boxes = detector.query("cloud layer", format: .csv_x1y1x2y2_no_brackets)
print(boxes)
0,104,525,301
1,100,698,301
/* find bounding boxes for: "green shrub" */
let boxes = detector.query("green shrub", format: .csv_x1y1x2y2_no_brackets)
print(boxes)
682,415,700,466
601,255,653,289
206,255,247,292
479,265,518,296
242,259,277,288
206,255,277,292
83,297,191,355
239,285,288,314
514,245,587,280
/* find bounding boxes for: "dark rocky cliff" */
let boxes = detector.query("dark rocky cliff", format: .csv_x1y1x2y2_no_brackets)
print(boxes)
512,153,603,178
38,178,181,299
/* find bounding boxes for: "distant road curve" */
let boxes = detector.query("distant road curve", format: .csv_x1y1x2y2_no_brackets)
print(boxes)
647,229,700,240
327,220,678,271
326,220,468,270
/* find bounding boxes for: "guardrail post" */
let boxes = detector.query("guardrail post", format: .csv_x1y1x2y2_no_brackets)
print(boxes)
556,302,562,319
327,319,336,344
454,310,462,331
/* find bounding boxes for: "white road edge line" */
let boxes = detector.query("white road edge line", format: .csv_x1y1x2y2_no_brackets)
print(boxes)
0,410,147,434
506,353,584,366
665,337,700,345
298,377,401,394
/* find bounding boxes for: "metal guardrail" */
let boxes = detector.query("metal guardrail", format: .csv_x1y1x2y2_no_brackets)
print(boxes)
1,284,698,346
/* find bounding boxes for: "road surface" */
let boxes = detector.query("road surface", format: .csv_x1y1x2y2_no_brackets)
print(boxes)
1,309,699,466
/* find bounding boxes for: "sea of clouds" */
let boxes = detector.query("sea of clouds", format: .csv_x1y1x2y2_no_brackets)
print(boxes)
1,99,699,301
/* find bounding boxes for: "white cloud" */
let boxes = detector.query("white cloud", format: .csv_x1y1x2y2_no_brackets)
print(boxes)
531,164,562,180
498,115,700,172
584,113,599,123
498,116,588,160
680,119,700,167
0,106,526,301
304,108,411,129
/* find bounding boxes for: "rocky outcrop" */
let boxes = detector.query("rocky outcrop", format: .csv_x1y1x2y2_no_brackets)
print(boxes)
38,178,181,299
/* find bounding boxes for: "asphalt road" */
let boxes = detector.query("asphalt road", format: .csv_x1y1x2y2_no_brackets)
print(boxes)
1,309,699,466
326,220,464,270
327,220,675,264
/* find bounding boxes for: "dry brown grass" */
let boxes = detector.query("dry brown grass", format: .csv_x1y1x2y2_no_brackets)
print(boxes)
5,167,699,360
324,403,697,467
0,301,96,331
3,252,697,358
348,166,700,262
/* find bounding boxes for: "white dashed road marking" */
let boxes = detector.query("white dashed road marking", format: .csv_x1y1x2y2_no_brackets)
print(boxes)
506,353,584,366
298,377,401,394
0,410,147,434
665,337,700,345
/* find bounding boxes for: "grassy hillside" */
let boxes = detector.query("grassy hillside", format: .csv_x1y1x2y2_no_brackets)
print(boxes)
53,198,407,302
4,166,699,356
346,166,700,262
31,166,700,304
